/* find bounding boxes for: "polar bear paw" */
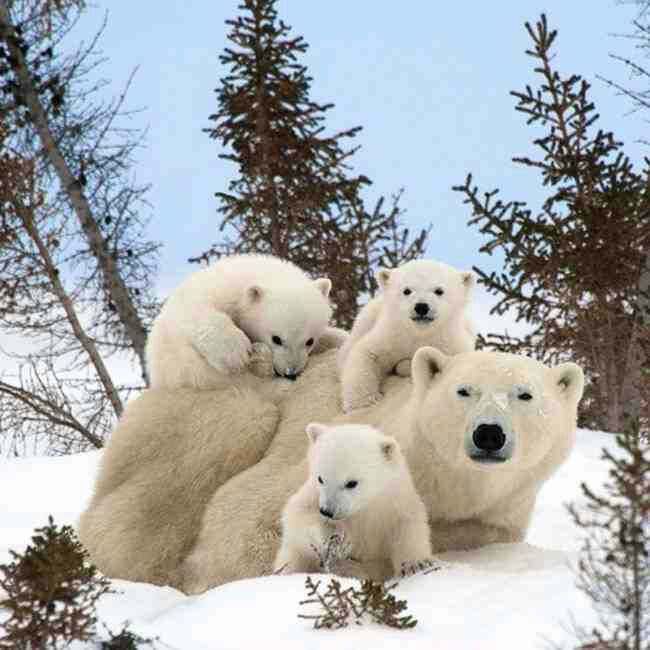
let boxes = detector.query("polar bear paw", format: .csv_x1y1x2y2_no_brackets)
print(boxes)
342,392,383,414
215,327,253,373
399,557,443,578
249,342,274,378
312,532,353,574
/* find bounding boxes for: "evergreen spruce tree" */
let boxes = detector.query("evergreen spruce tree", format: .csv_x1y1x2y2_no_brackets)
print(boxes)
0,516,112,649
453,15,650,433
568,426,650,650
196,0,429,327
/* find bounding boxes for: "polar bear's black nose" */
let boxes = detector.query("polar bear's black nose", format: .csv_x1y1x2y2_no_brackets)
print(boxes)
414,302,430,316
319,507,334,519
284,372,298,381
473,423,506,452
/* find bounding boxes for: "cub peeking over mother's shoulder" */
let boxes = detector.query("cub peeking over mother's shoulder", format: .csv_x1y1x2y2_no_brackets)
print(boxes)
146,254,346,390
338,258,476,412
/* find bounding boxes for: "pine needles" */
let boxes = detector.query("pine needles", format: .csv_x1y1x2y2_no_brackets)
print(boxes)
0,516,156,649
0,515,112,649
298,575,417,630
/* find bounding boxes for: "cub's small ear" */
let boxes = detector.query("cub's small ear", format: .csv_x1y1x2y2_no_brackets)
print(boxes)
551,362,585,404
375,268,391,290
314,278,332,298
306,422,327,444
245,285,264,303
461,271,475,290
412,346,450,395
380,437,396,461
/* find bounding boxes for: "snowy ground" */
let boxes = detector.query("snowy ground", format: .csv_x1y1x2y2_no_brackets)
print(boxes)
0,429,612,649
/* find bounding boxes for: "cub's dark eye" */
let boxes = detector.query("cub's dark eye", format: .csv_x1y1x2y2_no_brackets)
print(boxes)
457,387,471,397
272,335,282,346
434,288,444,296
403,288,412,296
518,392,533,401
345,480,358,489
306,338,314,347
318,476,324,485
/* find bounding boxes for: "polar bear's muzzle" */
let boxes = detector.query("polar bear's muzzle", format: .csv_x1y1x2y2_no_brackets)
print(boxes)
410,301,436,323
465,414,515,466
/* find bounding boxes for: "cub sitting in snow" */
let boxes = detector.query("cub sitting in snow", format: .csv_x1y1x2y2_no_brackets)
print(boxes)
146,254,345,389
274,422,437,580
338,259,475,412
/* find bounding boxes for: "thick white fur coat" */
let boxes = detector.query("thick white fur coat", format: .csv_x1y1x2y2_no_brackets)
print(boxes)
338,259,476,411
146,254,340,389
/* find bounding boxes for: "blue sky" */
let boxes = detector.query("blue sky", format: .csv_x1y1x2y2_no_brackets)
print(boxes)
69,1,646,296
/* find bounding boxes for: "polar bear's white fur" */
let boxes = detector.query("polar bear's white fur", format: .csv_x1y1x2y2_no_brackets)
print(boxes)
146,254,344,389
274,422,433,579
79,348,584,592
338,259,475,411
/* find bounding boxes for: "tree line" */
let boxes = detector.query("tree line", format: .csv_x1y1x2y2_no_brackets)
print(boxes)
1,0,646,454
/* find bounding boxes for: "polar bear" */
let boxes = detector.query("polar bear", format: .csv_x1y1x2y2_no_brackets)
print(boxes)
79,347,584,592
337,259,475,412
274,422,435,580
145,254,346,389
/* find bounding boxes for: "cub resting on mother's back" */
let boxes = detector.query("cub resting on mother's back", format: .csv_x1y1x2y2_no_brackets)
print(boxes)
146,254,346,389
338,259,475,412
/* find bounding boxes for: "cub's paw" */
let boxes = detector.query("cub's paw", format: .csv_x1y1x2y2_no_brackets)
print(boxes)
399,557,444,578
394,359,412,378
331,557,368,580
220,328,253,373
249,342,274,378
312,532,352,574
313,327,349,354
342,392,383,414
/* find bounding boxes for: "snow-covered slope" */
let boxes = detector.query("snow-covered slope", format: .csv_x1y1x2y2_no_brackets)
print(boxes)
0,429,612,649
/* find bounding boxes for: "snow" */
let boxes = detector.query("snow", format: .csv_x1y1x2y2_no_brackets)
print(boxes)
0,429,614,649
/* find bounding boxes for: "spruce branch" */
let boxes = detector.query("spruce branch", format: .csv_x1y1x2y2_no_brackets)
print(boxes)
298,575,418,630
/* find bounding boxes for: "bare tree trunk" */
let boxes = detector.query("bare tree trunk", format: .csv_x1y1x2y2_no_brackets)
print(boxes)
631,499,642,650
0,2,148,374
253,28,283,256
16,201,124,419
0,377,105,449
602,336,622,433
621,251,650,435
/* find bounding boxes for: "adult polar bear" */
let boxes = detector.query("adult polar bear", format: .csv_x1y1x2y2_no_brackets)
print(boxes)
78,348,584,593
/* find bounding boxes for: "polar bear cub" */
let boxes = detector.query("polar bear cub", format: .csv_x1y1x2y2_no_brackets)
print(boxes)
338,259,475,412
274,422,436,580
146,254,344,389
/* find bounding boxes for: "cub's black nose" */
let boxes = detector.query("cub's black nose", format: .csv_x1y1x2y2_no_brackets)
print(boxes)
284,372,298,381
473,423,506,452
414,302,430,316
319,507,334,519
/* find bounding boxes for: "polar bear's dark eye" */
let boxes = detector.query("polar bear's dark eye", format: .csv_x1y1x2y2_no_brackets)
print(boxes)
318,476,324,485
434,288,444,296
345,480,358,489
403,288,412,296
457,387,471,397
518,392,533,401
272,335,282,346
306,338,314,347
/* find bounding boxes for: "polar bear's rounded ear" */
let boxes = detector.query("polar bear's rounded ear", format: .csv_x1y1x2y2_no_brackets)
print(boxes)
245,285,264,303
551,362,585,404
412,346,450,395
375,268,391,290
313,278,332,298
306,422,327,444
380,438,396,461
461,271,475,291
